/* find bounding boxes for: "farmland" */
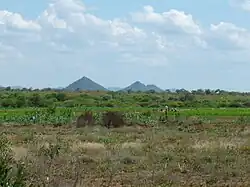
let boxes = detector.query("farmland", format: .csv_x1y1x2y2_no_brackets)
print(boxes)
2,107,250,125
1,89,250,186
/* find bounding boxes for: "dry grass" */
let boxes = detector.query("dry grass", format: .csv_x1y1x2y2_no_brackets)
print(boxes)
121,142,143,150
192,137,247,150
11,145,29,160
70,141,106,154
1,120,250,186
241,126,250,136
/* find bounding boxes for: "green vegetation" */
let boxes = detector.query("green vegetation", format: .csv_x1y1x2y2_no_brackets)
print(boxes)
1,88,250,186
2,107,250,125
1,88,250,109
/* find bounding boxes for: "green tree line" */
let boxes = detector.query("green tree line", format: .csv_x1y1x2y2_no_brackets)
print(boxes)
1,88,250,108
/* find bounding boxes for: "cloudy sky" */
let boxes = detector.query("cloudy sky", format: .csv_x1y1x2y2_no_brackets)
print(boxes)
0,0,250,91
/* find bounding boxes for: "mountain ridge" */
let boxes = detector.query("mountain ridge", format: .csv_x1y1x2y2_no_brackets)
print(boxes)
64,77,164,92
65,76,108,91
1,77,165,92
120,81,163,92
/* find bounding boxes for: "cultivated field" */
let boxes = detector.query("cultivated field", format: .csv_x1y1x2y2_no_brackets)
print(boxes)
2,107,250,124
1,107,250,186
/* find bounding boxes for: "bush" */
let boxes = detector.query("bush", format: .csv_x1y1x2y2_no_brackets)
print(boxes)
1,98,15,108
0,136,28,187
76,110,95,128
228,102,243,108
243,101,250,107
102,111,125,128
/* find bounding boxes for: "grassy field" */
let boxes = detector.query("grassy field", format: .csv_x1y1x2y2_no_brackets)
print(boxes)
2,107,250,115
1,119,250,186
2,107,250,126
1,107,250,186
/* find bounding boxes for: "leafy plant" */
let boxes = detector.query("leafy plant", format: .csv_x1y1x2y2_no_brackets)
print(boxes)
0,136,28,187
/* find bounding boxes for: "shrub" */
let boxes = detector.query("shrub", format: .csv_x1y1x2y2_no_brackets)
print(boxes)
76,110,95,128
0,136,28,187
102,111,125,128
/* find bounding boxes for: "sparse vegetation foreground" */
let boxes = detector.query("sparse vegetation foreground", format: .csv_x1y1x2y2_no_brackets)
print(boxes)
1,89,250,186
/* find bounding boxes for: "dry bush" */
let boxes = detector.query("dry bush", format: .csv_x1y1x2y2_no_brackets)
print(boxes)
102,111,125,128
76,111,95,128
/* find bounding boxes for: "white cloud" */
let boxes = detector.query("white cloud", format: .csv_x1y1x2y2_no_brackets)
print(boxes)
36,0,148,54
130,5,207,50
0,10,41,31
0,0,250,89
131,5,202,35
209,22,250,49
230,0,250,11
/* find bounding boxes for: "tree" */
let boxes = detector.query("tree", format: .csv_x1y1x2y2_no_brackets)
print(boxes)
15,95,26,108
55,93,67,101
205,89,212,95
179,93,195,102
127,89,132,94
1,98,15,107
5,86,11,91
28,93,43,107
146,89,156,94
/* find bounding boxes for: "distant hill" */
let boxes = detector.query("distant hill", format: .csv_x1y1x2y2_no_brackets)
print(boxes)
120,81,163,92
0,79,165,92
146,84,164,92
65,76,107,91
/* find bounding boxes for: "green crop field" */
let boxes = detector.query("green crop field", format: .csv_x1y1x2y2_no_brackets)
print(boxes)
1,107,250,125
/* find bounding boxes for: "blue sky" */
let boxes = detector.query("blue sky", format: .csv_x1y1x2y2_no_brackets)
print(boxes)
0,0,250,91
